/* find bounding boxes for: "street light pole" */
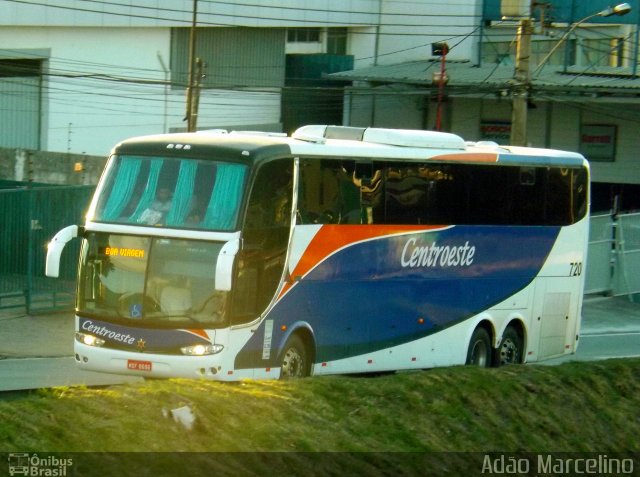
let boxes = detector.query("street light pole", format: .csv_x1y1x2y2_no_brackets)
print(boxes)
510,3,631,147
533,3,632,77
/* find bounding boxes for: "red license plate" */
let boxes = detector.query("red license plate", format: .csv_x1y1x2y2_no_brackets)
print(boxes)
127,359,152,372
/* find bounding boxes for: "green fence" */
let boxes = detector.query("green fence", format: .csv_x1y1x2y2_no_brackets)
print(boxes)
0,184,95,314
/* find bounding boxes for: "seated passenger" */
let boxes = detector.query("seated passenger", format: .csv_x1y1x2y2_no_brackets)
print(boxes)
139,187,173,225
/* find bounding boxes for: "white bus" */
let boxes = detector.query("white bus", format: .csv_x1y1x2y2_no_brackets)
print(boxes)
46,125,589,380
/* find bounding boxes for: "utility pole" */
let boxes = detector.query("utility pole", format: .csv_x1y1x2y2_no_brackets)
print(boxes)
185,0,199,132
510,17,532,147
510,2,631,147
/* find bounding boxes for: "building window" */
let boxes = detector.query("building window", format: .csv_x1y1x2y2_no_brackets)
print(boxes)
483,36,625,70
482,40,578,67
579,38,624,68
327,28,347,55
531,39,577,67
287,28,321,43
0,59,41,77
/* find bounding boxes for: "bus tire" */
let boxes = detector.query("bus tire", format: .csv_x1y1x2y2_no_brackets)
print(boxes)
278,334,310,379
495,325,523,366
466,327,492,367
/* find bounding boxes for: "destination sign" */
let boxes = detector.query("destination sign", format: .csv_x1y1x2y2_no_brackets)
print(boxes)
104,247,145,258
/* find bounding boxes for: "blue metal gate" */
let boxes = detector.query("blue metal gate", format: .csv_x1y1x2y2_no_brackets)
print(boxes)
0,184,95,314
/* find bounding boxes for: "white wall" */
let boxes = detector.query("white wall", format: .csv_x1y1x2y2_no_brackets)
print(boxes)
344,0,482,69
582,102,640,185
1,1,487,156
348,27,379,68
0,1,391,155
0,26,281,155
1,0,379,28
375,1,480,65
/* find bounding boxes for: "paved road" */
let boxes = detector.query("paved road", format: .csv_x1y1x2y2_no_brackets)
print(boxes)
542,331,640,365
0,357,141,392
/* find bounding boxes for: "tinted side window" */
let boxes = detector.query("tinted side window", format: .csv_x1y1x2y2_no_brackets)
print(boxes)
297,158,587,226
298,159,363,224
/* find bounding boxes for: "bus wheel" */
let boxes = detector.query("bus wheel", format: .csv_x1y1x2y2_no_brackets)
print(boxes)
496,326,523,366
466,327,492,367
278,335,310,379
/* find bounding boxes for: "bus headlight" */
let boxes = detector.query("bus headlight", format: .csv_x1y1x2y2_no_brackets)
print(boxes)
180,344,223,356
75,332,105,347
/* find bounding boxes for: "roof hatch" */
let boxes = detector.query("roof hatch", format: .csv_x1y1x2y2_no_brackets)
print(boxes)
293,125,466,150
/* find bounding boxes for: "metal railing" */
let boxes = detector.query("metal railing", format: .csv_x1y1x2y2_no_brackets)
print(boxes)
612,212,640,297
585,214,615,295
585,211,640,299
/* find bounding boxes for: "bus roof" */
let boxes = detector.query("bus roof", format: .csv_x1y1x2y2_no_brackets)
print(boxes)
112,126,588,168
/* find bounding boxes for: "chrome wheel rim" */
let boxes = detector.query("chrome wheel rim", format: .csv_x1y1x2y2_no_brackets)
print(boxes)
281,346,304,378
499,337,519,365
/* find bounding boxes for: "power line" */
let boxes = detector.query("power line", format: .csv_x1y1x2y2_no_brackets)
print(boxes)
3,0,483,28
87,0,481,20
3,1,639,135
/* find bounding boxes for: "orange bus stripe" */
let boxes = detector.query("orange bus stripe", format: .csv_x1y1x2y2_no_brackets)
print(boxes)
280,225,444,295
429,152,499,163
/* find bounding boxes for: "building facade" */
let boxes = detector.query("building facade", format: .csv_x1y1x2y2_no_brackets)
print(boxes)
0,1,378,155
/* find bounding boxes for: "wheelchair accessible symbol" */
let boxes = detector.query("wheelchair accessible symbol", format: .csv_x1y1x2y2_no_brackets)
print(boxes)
130,303,142,318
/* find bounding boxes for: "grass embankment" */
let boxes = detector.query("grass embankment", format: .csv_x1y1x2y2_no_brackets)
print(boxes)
1,359,638,475
2,358,639,452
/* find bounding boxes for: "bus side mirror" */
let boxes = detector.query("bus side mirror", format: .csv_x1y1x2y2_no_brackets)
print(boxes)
215,238,240,291
45,225,79,278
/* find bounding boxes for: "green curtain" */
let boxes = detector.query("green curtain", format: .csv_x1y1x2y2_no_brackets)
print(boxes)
101,158,142,220
129,159,163,222
166,161,197,226
202,163,247,230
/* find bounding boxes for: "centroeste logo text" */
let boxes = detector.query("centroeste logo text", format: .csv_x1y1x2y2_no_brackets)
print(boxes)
82,319,136,345
401,238,475,268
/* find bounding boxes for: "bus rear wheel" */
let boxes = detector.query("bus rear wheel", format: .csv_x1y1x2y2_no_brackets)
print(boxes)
278,335,310,379
496,326,523,366
466,327,492,367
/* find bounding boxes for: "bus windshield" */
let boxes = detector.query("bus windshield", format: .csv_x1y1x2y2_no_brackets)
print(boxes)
78,232,228,328
91,154,247,231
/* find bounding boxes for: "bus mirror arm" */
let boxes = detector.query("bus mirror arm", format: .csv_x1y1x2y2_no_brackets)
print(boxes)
45,225,80,278
215,238,240,291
